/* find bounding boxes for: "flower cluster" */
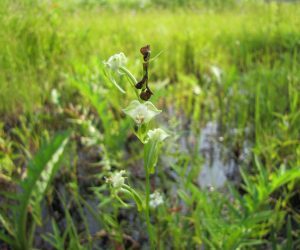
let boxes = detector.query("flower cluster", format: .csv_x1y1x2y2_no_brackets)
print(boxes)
107,170,126,189
149,191,164,208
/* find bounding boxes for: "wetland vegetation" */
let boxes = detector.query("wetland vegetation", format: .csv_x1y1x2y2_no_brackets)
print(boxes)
0,0,300,249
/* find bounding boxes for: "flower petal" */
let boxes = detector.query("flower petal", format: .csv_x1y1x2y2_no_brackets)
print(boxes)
122,100,161,125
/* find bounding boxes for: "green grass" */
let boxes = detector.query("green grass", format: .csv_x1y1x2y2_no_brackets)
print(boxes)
1,1,300,113
0,0,300,249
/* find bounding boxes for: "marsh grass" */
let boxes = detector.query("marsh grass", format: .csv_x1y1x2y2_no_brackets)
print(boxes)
0,0,300,249
1,1,300,112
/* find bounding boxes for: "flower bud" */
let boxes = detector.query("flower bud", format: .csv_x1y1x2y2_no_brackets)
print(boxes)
140,88,153,101
135,81,144,89
135,75,148,89
140,45,151,61
140,45,150,56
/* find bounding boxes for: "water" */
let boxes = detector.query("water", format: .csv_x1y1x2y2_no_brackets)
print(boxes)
197,122,251,189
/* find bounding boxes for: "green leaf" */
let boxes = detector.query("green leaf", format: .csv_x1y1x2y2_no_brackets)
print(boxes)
148,50,164,63
0,230,14,246
144,139,159,174
122,184,143,211
238,239,266,248
15,131,70,250
270,167,300,194
0,212,14,236
286,215,292,250
177,190,192,205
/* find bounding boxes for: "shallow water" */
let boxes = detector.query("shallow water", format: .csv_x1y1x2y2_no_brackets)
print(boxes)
197,122,251,189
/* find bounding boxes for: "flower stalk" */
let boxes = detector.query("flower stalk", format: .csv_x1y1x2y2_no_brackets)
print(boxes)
144,165,155,249
105,45,168,249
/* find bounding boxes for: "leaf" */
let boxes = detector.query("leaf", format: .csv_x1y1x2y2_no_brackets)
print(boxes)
0,212,14,236
286,216,292,250
144,139,159,174
15,131,70,250
148,50,164,63
0,230,14,246
238,239,266,248
270,167,300,194
177,190,192,206
122,184,143,211
244,210,273,225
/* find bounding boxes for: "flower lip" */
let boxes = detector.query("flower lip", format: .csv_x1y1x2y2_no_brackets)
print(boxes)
122,100,161,125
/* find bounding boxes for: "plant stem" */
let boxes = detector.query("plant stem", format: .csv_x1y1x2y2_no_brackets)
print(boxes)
119,66,141,101
144,167,155,250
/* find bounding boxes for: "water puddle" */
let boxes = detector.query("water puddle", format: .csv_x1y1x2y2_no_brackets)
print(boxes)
197,122,251,189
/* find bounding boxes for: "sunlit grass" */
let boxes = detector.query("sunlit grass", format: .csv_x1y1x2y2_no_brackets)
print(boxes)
1,1,300,113
0,1,300,249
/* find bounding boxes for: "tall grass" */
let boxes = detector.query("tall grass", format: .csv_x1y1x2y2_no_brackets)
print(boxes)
1,1,299,114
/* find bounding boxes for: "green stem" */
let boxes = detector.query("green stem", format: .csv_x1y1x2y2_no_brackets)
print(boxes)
119,66,141,101
144,166,155,250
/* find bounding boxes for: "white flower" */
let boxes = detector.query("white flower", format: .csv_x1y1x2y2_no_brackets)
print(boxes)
104,52,127,74
50,88,60,105
147,128,169,142
122,100,161,125
108,170,126,189
149,191,164,208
